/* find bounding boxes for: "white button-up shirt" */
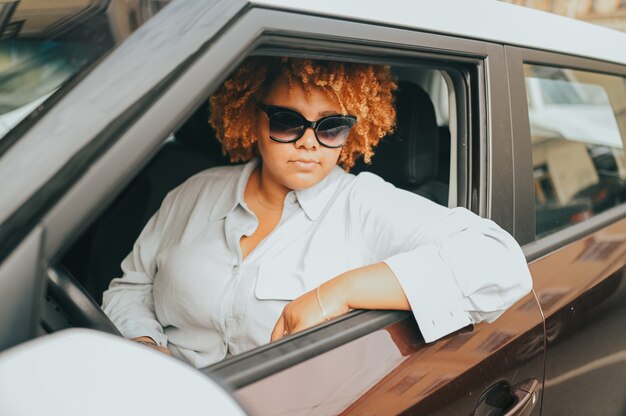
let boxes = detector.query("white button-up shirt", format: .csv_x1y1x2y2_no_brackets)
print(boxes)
102,158,532,369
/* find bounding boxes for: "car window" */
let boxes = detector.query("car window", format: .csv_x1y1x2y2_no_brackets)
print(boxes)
0,0,170,143
63,63,457,304
525,64,626,239
56,60,460,358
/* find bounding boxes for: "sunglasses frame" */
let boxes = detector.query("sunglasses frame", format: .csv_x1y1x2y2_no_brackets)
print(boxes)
258,104,357,148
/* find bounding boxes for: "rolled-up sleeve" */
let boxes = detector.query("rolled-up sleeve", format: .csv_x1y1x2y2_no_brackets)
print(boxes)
101,190,178,347
353,173,532,343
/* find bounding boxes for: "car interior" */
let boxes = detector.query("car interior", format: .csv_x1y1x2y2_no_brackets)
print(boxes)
42,62,457,360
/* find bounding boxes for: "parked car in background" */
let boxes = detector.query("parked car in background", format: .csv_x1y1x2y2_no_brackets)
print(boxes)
1,1,625,414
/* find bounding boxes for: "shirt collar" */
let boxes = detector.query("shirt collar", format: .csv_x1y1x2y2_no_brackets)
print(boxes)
209,158,258,221
209,158,345,222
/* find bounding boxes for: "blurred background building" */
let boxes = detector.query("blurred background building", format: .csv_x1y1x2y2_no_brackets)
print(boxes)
500,0,626,31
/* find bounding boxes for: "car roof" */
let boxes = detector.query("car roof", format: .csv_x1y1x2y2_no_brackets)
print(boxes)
250,0,626,66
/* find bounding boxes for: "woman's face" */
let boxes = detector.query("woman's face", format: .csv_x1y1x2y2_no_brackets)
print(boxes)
256,75,344,192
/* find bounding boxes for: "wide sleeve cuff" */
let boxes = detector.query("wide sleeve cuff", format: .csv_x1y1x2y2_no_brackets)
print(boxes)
383,245,472,343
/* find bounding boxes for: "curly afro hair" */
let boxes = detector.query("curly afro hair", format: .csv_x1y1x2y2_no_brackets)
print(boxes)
209,56,397,171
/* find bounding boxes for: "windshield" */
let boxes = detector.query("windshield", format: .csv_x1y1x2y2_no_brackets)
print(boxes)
0,0,170,143
0,40,103,137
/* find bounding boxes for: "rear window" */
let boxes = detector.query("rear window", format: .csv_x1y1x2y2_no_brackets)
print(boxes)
524,64,626,238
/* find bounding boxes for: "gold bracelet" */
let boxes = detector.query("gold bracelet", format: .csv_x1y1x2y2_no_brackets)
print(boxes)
316,286,330,321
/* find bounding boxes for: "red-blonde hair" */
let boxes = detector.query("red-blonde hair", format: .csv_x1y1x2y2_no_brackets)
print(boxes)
209,57,397,170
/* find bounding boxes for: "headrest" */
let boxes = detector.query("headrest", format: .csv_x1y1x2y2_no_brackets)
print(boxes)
362,81,440,187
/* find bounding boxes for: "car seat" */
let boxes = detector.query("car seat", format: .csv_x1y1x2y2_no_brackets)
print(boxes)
352,81,449,206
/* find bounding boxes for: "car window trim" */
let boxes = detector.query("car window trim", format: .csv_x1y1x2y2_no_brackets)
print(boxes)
506,46,626,259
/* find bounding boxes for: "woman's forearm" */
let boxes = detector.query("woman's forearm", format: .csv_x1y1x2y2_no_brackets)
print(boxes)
323,262,410,312
271,262,411,341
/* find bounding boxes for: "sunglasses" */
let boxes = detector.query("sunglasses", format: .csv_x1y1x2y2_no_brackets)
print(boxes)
258,104,357,148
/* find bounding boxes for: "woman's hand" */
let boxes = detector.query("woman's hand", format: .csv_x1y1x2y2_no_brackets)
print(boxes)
270,282,350,342
131,336,172,356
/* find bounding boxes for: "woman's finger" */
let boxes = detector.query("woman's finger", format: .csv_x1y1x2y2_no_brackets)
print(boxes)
270,315,286,342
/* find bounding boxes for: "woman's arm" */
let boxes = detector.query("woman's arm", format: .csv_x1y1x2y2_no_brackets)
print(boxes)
102,189,181,351
272,173,532,342
271,262,407,340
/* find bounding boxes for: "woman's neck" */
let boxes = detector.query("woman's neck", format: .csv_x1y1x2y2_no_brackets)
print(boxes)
254,165,290,210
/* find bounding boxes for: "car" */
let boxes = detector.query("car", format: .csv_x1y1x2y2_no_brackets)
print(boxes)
0,0,625,415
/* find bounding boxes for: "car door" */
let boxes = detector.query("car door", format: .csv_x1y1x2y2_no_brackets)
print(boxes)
1,2,544,415
507,45,626,416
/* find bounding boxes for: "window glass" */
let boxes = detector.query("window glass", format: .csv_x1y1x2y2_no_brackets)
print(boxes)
0,40,103,138
524,64,626,238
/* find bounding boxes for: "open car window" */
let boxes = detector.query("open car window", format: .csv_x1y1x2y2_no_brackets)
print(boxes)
61,63,457,302
53,59,460,362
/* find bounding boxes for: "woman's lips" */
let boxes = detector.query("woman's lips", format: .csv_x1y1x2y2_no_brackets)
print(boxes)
290,160,319,170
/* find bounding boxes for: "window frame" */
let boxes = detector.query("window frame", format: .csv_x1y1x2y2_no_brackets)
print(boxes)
36,8,511,388
505,46,626,261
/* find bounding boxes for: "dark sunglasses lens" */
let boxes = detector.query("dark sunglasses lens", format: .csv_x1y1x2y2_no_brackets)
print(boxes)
316,117,355,147
269,111,305,142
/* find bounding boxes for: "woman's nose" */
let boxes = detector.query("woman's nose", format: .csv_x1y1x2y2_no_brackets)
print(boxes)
294,128,318,150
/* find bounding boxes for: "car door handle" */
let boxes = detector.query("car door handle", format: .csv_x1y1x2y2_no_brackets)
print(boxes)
474,379,539,416
504,379,539,416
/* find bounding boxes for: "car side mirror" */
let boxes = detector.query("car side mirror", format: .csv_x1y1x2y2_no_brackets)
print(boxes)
0,329,246,416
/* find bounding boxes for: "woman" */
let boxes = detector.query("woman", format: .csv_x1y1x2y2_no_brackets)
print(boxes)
102,57,532,368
